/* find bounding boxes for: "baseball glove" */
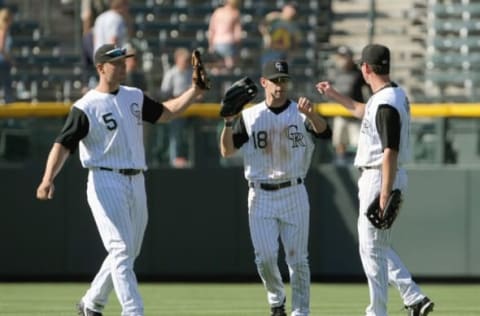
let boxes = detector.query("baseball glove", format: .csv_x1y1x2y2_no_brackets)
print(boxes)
365,189,403,230
220,76,258,117
191,49,211,90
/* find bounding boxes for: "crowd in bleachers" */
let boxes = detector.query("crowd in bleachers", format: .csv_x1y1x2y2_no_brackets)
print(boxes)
1,0,332,105
4,0,480,166
4,0,480,105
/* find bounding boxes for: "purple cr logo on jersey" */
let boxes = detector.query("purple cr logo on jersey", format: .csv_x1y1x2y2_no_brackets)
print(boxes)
287,124,306,148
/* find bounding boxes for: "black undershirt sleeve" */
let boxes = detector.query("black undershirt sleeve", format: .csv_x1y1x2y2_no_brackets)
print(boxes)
305,120,332,139
142,94,164,123
376,104,400,151
232,116,249,149
55,95,163,153
55,107,89,153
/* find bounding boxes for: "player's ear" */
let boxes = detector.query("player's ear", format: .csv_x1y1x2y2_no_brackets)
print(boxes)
96,63,104,74
363,63,374,74
260,77,268,88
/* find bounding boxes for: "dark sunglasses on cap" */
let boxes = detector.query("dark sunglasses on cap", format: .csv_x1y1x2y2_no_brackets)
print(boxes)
104,47,127,57
270,77,290,84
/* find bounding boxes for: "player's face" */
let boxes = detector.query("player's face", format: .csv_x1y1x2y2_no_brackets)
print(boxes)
262,77,289,106
101,59,127,84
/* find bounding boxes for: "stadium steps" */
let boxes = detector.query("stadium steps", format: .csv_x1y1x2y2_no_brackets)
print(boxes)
328,0,427,101
423,0,480,101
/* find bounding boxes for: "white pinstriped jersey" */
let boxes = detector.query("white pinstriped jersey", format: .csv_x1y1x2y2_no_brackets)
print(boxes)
74,86,147,170
240,100,315,182
354,85,411,167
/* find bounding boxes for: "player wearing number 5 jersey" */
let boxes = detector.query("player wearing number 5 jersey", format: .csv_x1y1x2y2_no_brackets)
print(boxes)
220,60,332,316
36,44,206,316
316,44,434,316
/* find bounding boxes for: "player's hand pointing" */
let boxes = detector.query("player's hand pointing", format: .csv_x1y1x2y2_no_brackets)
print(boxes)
36,181,55,200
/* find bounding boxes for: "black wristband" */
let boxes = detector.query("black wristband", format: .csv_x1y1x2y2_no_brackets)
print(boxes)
224,120,233,127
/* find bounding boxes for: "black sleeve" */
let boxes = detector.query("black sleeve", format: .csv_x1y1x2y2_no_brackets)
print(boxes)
55,107,89,153
305,120,332,139
142,94,164,123
232,116,249,149
351,70,367,102
376,104,400,151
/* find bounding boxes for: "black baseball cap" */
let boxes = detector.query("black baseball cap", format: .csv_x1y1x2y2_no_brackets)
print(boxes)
359,44,390,74
336,45,353,58
94,44,134,64
262,60,290,80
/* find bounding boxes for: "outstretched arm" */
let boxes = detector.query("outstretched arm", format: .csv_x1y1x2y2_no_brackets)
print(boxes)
36,143,71,200
158,50,210,122
157,85,204,122
316,81,366,118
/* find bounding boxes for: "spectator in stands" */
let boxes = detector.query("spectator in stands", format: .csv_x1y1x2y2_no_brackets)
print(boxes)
159,48,199,168
258,1,301,66
80,0,109,91
124,44,147,91
0,7,13,104
207,0,242,75
81,0,108,67
93,0,130,53
328,45,369,166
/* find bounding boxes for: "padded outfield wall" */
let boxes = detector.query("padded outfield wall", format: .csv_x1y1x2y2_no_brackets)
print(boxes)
0,161,478,280
0,103,479,280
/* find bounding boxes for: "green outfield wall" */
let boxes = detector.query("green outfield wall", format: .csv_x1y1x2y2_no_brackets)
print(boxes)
0,161,478,280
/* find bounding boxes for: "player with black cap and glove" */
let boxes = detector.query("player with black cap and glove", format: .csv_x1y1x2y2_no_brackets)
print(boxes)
316,44,434,316
220,60,331,316
36,44,209,316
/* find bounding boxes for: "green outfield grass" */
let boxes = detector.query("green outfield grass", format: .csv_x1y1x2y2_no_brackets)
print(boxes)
0,282,478,315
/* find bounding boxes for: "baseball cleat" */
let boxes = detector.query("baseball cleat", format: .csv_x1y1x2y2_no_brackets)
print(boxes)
270,298,287,316
76,300,103,316
405,296,434,316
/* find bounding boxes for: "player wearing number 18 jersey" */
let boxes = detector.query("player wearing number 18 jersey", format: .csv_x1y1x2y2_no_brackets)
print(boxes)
220,60,331,316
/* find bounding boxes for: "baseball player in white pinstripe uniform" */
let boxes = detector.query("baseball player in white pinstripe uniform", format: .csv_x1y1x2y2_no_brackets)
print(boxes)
220,60,332,316
316,44,434,316
36,44,205,316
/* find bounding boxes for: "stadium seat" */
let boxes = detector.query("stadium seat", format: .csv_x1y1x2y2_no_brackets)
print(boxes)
3,0,334,103
426,52,480,70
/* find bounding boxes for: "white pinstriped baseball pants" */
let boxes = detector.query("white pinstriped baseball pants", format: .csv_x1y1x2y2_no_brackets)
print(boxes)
358,168,426,316
82,170,148,316
248,183,310,316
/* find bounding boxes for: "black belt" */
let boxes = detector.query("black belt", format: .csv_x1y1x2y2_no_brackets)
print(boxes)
98,167,143,176
358,166,377,172
249,178,303,191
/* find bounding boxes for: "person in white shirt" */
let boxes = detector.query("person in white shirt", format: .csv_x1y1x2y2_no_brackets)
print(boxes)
93,0,130,53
